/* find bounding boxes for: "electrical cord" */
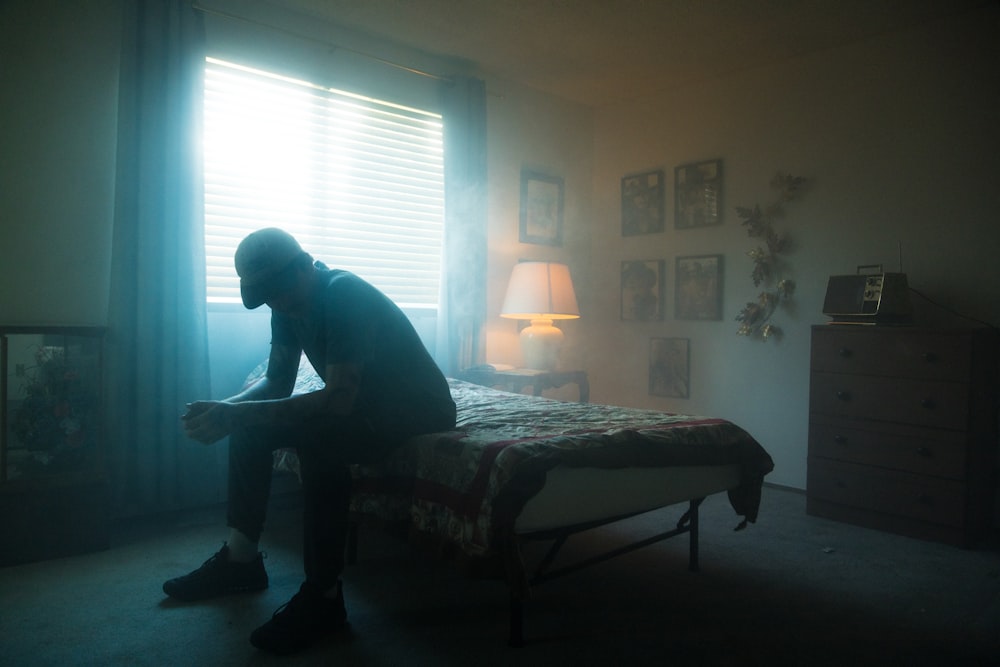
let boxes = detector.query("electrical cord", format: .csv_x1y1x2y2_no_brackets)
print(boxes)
908,286,999,332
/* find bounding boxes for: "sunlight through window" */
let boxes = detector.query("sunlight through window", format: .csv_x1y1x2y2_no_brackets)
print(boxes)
203,58,445,310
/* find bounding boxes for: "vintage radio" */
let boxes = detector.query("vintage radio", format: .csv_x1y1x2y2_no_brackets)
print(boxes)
822,267,912,325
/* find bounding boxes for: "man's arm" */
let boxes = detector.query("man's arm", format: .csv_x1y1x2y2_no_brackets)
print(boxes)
182,345,362,444
182,342,300,444
225,342,300,403
225,360,362,427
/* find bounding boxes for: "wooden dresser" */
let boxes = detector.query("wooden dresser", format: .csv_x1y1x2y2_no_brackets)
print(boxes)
807,325,998,547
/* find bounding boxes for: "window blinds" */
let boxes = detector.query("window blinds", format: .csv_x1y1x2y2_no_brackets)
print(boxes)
203,57,445,309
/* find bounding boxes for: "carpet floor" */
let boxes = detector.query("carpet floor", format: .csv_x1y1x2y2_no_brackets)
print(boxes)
1,485,998,666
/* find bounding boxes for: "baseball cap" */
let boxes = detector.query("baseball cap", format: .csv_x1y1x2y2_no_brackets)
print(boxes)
234,228,307,309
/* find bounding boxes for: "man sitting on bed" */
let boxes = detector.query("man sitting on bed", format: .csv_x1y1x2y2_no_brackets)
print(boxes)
163,227,456,655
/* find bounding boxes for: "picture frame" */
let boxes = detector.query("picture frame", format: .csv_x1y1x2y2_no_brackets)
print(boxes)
675,254,723,320
620,259,664,321
519,170,564,246
621,169,665,236
674,159,722,229
649,337,690,399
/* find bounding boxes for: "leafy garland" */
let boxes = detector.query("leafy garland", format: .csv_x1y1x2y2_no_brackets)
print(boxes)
734,172,806,341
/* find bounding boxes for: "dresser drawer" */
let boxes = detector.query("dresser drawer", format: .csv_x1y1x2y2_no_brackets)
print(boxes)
810,372,970,430
807,459,966,527
811,327,972,381
808,417,967,479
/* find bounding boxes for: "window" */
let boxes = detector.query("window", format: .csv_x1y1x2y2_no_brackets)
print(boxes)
203,58,445,311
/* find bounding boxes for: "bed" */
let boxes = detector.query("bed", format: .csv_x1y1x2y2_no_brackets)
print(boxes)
253,358,775,646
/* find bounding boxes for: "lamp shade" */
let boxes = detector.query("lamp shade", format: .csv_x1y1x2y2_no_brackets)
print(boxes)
500,262,580,320
500,262,579,370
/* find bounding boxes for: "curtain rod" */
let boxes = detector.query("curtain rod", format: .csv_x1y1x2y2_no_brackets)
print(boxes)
192,3,454,84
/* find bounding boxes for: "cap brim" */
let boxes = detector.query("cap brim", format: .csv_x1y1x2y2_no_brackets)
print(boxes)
240,282,268,309
240,260,302,309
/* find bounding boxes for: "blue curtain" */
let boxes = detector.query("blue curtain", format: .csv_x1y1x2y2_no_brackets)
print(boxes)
437,76,488,375
107,0,221,515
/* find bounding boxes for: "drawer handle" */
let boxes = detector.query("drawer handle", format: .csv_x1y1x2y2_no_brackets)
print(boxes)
920,397,936,409
838,347,853,358
836,390,851,401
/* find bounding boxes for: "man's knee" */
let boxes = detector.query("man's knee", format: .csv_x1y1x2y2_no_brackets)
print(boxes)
230,421,289,450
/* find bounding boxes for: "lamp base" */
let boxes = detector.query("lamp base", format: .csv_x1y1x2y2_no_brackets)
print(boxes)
520,318,564,370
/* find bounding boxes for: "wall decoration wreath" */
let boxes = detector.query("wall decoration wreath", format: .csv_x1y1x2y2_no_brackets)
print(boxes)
734,172,806,341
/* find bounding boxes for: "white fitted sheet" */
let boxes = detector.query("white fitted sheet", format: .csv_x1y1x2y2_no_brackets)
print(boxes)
514,463,743,533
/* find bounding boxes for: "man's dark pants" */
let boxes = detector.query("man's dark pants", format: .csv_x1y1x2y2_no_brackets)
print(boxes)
226,413,419,591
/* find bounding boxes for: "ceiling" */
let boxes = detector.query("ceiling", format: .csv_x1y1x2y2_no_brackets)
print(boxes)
268,0,986,106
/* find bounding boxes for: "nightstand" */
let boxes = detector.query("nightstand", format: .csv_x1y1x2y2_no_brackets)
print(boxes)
458,368,589,403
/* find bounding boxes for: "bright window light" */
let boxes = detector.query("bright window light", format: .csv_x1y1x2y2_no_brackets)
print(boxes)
203,57,445,310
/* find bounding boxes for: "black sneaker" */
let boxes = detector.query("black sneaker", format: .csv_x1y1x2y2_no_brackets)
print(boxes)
162,544,268,601
249,581,349,655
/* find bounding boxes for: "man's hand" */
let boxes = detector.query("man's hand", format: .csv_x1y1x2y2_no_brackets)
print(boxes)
182,400,236,444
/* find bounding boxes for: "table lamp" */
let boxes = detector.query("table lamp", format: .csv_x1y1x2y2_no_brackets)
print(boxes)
500,261,580,370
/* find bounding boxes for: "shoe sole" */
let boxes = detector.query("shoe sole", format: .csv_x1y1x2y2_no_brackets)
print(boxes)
249,621,351,655
162,580,268,602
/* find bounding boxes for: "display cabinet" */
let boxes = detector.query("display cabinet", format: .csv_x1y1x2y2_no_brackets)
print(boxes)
1,326,108,564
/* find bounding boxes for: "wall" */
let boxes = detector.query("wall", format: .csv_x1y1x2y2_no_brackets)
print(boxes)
585,6,1000,489
481,77,594,394
0,0,121,325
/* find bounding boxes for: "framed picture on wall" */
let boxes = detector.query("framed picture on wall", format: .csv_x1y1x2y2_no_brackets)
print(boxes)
649,337,690,398
675,159,722,229
620,259,665,321
519,170,564,246
675,254,723,320
621,169,665,236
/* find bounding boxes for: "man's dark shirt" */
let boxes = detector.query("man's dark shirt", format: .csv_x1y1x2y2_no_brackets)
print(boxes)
270,263,456,441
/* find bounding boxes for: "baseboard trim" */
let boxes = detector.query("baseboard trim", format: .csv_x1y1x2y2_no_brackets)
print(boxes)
763,481,805,494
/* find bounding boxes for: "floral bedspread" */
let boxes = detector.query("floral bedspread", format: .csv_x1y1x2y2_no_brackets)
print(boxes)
255,360,774,570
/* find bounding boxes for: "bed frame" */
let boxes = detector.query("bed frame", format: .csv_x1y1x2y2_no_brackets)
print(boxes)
345,490,709,647
507,497,705,647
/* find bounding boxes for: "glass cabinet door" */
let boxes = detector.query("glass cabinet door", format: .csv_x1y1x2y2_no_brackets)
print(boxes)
1,327,105,483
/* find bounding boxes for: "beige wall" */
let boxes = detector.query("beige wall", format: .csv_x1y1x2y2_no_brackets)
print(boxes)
0,0,121,326
581,6,1000,488
477,6,999,489
481,77,594,388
